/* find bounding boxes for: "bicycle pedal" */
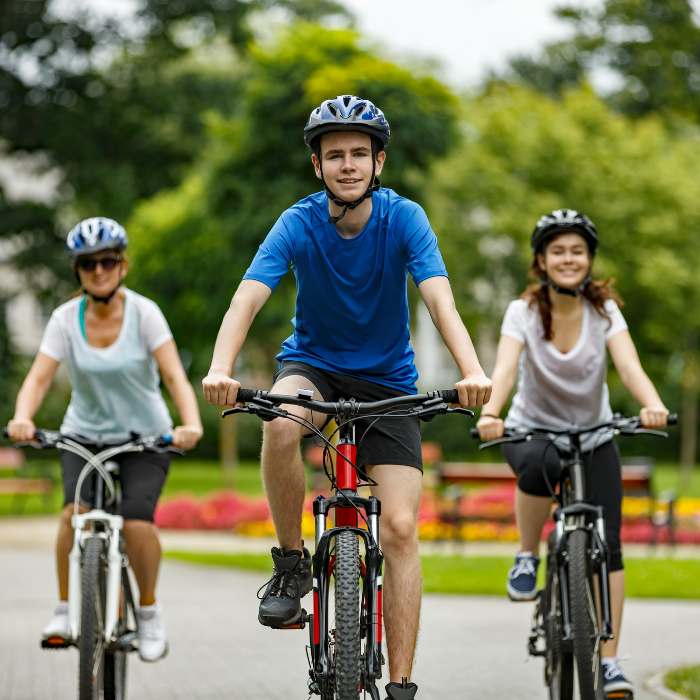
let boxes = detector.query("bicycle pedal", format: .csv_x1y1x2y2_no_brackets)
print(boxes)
41,636,71,649
273,609,309,630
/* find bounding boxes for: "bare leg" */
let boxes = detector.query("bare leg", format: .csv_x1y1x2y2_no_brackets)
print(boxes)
56,503,89,601
600,569,625,657
260,375,326,552
368,464,423,683
124,520,162,606
515,487,552,554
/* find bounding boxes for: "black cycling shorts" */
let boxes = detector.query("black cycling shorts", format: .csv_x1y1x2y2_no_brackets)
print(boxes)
273,361,423,471
60,444,171,522
501,437,624,572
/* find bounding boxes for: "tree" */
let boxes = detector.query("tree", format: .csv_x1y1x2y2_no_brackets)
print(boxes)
427,84,700,460
508,0,700,121
127,22,458,376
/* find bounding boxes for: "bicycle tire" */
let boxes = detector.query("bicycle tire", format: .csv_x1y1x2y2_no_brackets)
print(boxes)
334,530,361,700
78,536,106,700
568,529,603,700
104,574,127,700
543,534,574,700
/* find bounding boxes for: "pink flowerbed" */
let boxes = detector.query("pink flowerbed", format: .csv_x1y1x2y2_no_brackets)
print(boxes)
154,486,700,543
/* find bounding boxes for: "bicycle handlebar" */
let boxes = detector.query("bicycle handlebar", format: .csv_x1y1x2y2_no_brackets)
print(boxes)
469,413,677,446
224,388,466,420
3,427,182,455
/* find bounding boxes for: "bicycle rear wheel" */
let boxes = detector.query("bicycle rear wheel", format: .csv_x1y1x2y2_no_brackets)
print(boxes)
79,536,106,700
543,534,574,700
334,530,361,700
568,529,603,700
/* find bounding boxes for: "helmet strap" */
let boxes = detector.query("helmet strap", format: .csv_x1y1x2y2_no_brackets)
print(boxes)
83,281,122,305
541,272,591,298
320,139,381,225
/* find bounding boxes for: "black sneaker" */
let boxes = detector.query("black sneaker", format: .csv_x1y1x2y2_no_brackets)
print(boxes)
257,545,312,628
385,678,418,700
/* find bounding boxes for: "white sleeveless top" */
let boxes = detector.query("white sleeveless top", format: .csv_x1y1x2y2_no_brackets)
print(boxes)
39,289,174,444
501,298,628,452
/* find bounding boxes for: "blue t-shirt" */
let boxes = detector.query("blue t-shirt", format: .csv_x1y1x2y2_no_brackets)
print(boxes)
243,188,448,393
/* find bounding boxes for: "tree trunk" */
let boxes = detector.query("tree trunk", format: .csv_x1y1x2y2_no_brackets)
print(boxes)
680,349,698,489
220,414,238,488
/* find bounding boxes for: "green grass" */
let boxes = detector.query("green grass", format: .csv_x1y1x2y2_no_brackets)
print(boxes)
164,552,700,599
667,665,700,699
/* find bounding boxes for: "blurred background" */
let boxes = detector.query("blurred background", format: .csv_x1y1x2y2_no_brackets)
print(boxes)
1,0,700,492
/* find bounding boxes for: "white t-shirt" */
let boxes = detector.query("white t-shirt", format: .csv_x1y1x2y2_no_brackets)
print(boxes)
501,298,628,452
39,288,174,443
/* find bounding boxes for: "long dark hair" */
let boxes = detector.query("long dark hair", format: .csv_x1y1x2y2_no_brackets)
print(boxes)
522,257,623,341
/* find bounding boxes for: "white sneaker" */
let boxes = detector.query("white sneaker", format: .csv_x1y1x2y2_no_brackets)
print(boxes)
136,602,168,662
42,601,70,639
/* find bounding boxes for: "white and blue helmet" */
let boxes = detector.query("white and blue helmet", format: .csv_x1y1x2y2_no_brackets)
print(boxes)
66,217,128,258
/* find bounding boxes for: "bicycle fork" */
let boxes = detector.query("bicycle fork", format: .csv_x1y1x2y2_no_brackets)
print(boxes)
553,504,614,643
68,510,125,643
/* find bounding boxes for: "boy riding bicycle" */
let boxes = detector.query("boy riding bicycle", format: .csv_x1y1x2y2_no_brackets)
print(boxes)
203,95,491,698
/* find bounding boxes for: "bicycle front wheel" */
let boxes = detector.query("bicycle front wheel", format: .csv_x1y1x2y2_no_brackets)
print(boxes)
78,536,106,700
334,530,361,700
568,529,603,700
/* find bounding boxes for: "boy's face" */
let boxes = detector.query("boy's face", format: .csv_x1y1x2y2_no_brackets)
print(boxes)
312,131,385,202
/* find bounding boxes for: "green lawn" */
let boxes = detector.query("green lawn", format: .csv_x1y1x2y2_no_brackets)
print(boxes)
667,665,700,699
164,551,700,599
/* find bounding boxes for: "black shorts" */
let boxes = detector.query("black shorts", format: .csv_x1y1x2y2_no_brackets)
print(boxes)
60,444,171,522
501,437,624,571
273,361,423,471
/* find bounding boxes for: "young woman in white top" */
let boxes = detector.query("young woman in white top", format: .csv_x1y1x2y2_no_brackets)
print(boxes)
7,218,203,662
476,210,669,696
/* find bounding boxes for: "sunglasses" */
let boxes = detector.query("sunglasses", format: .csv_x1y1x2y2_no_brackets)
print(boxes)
76,255,123,272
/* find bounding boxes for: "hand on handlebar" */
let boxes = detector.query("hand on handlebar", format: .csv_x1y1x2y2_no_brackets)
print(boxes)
475,414,504,441
172,424,203,450
640,406,670,430
7,418,37,443
202,372,243,407
454,372,492,407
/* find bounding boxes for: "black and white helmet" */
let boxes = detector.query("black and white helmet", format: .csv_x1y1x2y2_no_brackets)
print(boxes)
531,209,598,255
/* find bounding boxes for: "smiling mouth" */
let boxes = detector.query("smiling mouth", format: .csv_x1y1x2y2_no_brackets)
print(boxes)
338,179,361,184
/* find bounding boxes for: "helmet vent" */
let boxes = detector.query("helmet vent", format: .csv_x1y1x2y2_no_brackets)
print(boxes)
354,104,364,116
328,103,337,116
343,96,351,107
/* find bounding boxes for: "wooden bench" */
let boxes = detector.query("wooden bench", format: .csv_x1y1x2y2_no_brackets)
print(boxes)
0,447,54,512
438,462,653,496
436,461,673,544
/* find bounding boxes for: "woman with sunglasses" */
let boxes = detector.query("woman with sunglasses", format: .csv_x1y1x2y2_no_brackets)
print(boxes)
7,217,203,662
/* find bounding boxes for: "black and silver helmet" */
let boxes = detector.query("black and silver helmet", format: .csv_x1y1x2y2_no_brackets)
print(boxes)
531,209,598,255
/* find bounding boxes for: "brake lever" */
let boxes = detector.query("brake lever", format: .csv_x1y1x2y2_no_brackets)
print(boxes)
222,407,251,417
478,435,529,450
248,401,288,422
632,428,669,438
446,407,475,417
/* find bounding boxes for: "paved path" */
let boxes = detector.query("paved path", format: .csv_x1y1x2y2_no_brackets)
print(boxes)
1,547,699,700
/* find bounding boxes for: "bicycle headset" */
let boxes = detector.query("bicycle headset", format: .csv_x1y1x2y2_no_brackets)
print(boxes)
304,95,391,224
531,209,599,298
66,217,129,304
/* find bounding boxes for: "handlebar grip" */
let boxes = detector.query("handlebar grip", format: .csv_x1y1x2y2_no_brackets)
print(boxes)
2,427,7,439
470,427,480,439
439,389,459,404
161,434,172,445
667,413,678,426
237,388,257,403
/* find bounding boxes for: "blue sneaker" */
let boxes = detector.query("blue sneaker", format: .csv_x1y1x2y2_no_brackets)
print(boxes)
602,656,633,697
507,552,540,601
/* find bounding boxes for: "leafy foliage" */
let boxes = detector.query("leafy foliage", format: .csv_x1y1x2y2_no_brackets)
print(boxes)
509,1,700,120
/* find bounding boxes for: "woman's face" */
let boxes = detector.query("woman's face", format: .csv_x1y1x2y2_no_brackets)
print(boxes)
537,233,590,291
76,250,126,298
